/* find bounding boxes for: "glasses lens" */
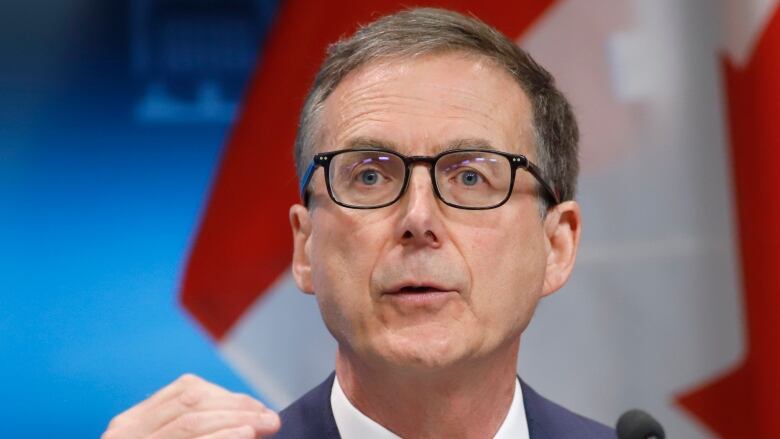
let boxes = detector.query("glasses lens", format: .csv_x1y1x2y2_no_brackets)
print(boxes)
435,151,512,208
328,150,406,207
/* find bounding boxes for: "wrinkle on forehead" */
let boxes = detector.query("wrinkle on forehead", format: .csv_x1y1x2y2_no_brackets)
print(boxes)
337,92,500,133
319,52,534,157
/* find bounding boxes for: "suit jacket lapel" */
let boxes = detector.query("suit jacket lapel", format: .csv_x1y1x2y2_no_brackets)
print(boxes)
309,372,341,438
521,377,553,439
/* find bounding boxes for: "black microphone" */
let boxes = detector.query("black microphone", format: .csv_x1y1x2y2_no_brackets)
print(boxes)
616,409,665,439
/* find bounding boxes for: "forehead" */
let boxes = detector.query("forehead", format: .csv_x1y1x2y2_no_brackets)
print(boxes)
318,52,535,157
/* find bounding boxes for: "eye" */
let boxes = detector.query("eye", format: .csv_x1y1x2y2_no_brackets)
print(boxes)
358,169,383,185
458,170,482,186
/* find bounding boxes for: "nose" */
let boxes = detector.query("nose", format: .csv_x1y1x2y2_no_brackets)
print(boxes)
395,165,444,248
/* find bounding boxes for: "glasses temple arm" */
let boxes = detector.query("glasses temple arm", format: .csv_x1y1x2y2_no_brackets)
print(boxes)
299,161,318,200
525,162,561,205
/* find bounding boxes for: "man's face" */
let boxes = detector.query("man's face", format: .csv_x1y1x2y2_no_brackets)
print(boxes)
291,52,571,370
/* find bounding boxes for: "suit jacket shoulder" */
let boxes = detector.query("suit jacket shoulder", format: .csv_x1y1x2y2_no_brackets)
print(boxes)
521,379,616,439
269,373,340,439
270,373,616,439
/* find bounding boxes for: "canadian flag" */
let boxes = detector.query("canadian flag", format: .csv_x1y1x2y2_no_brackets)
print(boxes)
180,1,780,437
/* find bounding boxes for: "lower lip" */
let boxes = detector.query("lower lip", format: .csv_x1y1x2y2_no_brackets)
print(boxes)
383,290,457,306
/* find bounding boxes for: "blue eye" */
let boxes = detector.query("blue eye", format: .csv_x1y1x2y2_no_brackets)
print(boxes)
360,170,379,185
460,171,480,186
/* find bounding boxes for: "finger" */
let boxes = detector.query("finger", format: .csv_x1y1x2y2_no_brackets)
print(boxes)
149,410,281,439
193,425,255,439
119,374,214,420
138,374,228,414
103,375,271,439
142,389,270,431
125,374,265,427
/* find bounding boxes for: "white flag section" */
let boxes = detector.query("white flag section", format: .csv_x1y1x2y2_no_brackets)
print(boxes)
216,0,778,436
519,0,748,437
221,272,336,407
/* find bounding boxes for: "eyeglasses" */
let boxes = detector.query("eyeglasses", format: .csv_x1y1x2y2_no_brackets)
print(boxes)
299,148,560,210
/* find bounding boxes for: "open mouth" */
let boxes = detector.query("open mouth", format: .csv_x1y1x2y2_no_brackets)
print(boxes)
382,282,456,308
386,283,455,296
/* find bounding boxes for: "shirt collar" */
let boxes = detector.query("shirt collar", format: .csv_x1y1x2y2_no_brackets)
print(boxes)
330,375,529,439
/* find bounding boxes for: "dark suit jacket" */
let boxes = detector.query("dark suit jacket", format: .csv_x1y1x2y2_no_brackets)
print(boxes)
270,373,616,438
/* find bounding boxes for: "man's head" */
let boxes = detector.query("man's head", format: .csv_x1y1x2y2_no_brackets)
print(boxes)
295,7,579,209
289,8,581,373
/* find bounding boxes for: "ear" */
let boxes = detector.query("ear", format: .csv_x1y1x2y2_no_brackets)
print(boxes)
541,200,581,297
290,203,314,294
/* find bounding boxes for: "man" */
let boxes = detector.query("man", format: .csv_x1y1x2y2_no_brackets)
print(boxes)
103,8,614,439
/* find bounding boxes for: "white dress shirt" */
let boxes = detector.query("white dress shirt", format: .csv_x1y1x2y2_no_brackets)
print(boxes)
331,375,529,439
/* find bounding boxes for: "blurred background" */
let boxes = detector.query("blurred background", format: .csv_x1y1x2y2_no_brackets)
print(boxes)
2,1,778,438
1,1,278,436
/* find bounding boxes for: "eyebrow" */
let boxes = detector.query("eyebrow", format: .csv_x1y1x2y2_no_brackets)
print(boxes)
341,136,499,154
343,137,399,151
441,138,498,152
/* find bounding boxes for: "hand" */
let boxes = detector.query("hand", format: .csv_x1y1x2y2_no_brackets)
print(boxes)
102,374,281,439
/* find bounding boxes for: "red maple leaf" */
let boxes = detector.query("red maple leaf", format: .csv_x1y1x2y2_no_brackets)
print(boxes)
676,7,780,438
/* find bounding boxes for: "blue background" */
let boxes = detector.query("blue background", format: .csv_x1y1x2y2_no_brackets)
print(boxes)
0,1,279,436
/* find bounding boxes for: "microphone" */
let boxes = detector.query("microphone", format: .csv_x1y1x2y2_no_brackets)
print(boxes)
616,409,665,439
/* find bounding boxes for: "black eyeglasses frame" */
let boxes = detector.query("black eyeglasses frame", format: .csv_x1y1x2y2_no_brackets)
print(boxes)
299,148,561,210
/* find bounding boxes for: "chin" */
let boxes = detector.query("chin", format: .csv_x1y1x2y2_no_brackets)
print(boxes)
374,328,473,370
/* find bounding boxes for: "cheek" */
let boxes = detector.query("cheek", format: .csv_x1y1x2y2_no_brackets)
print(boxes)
311,212,387,278
458,216,547,326
308,210,390,322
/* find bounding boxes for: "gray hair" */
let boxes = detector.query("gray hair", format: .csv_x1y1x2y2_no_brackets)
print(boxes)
294,7,579,207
